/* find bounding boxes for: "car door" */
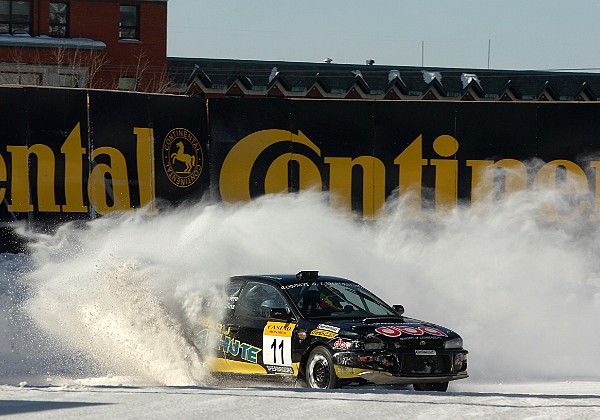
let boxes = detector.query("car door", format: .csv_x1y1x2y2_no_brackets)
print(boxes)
229,282,297,376
193,278,245,373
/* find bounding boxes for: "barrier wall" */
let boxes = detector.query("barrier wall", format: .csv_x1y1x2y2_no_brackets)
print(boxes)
211,98,600,220
0,87,209,250
1,87,600,250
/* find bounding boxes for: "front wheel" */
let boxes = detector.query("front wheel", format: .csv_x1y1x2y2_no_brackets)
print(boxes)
305,346,339,389
413,382,449,392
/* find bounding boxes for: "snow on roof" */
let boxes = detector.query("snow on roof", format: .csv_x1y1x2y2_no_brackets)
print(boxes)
422,70,442,84
388,69,404,84
0,34,106,50
461,73,482,89
352,69,363,78
268,66,279,83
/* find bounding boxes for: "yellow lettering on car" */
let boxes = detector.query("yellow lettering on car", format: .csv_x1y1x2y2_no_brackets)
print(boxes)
310,329,338,339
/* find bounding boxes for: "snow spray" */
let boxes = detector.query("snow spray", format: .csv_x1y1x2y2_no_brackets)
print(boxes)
7,166,600,385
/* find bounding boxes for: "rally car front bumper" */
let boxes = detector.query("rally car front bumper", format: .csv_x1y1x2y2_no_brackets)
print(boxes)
357,370,469,385
332,349,468,384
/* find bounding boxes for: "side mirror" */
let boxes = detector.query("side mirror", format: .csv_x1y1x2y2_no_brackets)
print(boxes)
269,307,292,320
392,304,404,316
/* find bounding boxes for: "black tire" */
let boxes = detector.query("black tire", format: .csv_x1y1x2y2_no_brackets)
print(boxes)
305,346,340,389
413,382,449,392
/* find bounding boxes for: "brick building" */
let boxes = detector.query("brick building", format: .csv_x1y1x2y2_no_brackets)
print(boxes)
0,0,167,91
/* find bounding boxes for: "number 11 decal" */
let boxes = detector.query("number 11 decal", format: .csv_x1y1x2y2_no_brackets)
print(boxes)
270,338,286,364
263,322,296,371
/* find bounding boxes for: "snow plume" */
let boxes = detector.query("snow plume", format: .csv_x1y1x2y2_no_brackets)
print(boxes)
7,164,600,385
375,186,600,382
13,194,364,386
16,203,233,386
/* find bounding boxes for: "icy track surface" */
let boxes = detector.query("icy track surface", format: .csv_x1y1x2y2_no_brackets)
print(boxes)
2,382,600,419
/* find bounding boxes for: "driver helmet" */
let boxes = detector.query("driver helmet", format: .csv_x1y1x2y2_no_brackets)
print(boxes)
319,292,344,311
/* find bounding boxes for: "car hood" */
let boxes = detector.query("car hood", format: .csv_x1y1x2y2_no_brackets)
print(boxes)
309,317,461,343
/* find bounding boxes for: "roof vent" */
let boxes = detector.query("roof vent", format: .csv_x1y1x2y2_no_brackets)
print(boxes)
422,70,442,84
461,73,481,89
366,59,375,65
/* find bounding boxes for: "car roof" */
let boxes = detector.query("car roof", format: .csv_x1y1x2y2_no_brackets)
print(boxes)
230,272,355,286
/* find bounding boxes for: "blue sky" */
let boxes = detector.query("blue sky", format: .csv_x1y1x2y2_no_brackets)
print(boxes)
167,0,600,71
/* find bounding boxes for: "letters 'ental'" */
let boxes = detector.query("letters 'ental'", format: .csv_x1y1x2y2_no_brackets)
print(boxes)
0,124,155,216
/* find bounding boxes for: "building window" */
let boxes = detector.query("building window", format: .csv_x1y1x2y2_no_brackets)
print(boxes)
0,72,19,84
49,2,68,37
0,71,40,85
119,5,139,40
0,0,33,35
59,73,78,87
118,77,137,91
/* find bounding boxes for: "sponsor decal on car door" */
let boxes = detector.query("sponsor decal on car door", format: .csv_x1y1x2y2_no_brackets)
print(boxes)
262,322,296,374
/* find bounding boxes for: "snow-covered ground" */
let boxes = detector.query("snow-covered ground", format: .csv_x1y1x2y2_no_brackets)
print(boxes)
2,192,600,418
3,381,600,419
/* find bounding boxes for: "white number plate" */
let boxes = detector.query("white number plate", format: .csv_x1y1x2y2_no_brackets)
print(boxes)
263,322,296,371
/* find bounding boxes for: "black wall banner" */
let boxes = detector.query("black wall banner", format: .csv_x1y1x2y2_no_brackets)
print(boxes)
0,87,209,251
2,87,600,251
0,87,88,225
212,99,600,221
89,91,209,213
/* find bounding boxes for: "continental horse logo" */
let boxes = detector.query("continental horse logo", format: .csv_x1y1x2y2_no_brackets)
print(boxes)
162,128,203,187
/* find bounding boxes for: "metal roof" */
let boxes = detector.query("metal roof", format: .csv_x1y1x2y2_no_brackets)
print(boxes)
167,57,600,101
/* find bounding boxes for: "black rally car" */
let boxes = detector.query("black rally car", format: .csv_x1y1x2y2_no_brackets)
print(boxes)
195,271,468,391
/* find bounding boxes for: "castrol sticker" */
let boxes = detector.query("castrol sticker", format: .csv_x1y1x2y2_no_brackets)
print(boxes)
375,325,447,338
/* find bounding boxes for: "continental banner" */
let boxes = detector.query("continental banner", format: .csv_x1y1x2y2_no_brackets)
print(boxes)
0,87,88,225
2,87,600,252
211,98,600,221
88,91,209,212
0,88,209,251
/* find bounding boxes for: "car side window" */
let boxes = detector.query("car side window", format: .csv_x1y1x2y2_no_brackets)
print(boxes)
225,280,244,313
235,282,287,318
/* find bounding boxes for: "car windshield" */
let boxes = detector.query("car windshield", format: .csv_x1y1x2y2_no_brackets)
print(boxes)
283,281,399,319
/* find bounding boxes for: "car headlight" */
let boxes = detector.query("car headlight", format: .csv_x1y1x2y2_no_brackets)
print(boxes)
453,353,467,371
443,338,463,349
364,342,386,351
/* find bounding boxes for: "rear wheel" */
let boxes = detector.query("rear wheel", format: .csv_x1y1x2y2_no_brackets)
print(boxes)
413,382,449,392
305,346,339,389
